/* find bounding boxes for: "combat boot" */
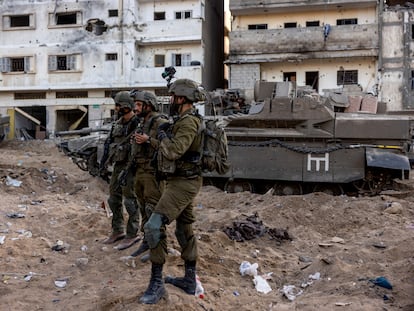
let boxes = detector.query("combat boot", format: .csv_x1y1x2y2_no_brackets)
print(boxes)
130,239,149,257
139,263,167,304
164,260,196,295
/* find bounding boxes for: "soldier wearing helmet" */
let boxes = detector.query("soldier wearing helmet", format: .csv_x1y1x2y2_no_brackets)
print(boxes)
124,90,169,258
101,91,141,250
139,79,205,304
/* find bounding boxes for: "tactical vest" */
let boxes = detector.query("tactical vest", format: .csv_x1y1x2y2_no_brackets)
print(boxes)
109,115,139,163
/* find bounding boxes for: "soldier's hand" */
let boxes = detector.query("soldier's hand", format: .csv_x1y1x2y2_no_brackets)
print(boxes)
157,130,167,142
158,122,170,132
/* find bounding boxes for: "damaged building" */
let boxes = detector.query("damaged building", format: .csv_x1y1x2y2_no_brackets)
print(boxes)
227,0,414,114
0,0,225,138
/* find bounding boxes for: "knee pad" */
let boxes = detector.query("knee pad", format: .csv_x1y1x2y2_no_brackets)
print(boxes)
144,213,167,248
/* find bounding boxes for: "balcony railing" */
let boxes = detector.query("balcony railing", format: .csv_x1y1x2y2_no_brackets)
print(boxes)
228,24,378,61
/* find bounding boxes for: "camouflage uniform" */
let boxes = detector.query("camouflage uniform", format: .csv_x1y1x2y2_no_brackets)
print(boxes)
150,108,202,264
131,112,168,240
106,107,140,240
139,78,205,305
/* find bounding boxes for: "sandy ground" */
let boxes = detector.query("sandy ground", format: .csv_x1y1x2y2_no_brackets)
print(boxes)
0,140,413,311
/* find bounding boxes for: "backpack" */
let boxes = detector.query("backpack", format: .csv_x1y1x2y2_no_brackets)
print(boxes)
199,118,230,175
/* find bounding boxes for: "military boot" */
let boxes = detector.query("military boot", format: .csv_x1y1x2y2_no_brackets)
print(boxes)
139,263,167,304
164,260,196,295
130,239,149,257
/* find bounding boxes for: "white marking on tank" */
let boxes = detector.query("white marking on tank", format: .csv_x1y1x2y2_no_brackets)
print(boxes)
307,153,329,172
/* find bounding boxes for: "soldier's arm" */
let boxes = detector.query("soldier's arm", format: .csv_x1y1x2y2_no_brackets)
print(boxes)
159,117,199,161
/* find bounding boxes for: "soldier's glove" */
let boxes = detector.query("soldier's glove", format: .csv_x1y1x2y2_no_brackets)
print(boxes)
118,169,129,187
158,122,170,132
157,130,168,142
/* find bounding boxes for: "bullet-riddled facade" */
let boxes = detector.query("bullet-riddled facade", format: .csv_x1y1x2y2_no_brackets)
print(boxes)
0,0,224,138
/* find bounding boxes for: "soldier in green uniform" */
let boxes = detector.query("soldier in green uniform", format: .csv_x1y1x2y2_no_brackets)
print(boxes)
139,79,206,304
127,90,168,258
102,91,141,251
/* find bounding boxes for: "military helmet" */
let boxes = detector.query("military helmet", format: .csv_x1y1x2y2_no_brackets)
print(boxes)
168,78,206,103
132,90,158,111
114,91,134,110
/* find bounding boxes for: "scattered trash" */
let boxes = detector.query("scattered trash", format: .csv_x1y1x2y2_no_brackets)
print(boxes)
0,236,5,245
330,236,345,244
253,275,272,294
51,240,67,252
223,212,266,242
195,275,205,298
369,276,392,290
17,229,32,238
54,279,67,288
240,261,258,277
80,245,88,252
335,302,352,306
6,212,25,219
24,272,34,282
318,242,333,247
196,203,203,209
5,176,22,187
281,285,303,301
233,290,240,296
301,272,321,288
168,248,181,257
372,242,387,249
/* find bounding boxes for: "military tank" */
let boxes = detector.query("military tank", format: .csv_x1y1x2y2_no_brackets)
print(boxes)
203,81,413,196
55,125,111,181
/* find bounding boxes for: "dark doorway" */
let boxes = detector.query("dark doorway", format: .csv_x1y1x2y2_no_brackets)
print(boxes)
283,72,296,83
306,71,319,92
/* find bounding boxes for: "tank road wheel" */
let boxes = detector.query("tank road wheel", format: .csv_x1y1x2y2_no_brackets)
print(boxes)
273,182,302,196
224,179,254,193
312,183,344,196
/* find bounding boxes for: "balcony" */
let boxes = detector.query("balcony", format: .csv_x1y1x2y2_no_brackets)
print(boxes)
135,19,202,45
228,24,378,63
129,66,202,87
230,0,377,15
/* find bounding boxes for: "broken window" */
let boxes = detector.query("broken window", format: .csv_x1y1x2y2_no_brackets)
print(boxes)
14,92,46,100
172,53,191,67
3,14,34,29
248,24,267,30
306,21,320,27
0,57,32,73
106,53,118,61
154,12,165,20
56,91,88,98
49,11,82,26
155,55,165,67
48,55,79,71
10,15,30,27
284,22,297,28
56,12,77,25
337,70,358,85
175,11,192,19
108,10,118,17
336,18,357,25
